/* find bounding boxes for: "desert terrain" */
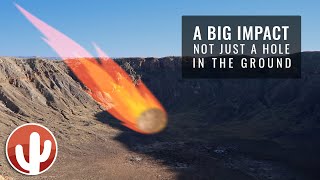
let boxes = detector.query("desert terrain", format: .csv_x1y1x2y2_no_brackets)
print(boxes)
0,53,320,179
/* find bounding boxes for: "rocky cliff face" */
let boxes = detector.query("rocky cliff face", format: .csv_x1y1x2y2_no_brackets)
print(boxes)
0,53,319,179
0,57,99,116
125,53,320,128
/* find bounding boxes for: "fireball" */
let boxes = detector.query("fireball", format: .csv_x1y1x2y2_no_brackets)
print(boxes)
15,4,167,134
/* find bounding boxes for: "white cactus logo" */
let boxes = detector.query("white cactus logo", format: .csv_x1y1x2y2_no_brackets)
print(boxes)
6,123,57,176
15,132,52,175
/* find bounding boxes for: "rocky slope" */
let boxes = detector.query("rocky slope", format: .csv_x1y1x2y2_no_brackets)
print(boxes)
0,52,319,179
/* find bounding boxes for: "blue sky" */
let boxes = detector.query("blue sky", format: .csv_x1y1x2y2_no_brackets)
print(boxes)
0,0,319,57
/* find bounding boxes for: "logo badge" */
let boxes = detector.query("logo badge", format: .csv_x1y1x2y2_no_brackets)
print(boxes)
6,123,58,175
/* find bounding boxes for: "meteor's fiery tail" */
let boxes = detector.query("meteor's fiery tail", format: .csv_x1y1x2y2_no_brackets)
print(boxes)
15,4,167,134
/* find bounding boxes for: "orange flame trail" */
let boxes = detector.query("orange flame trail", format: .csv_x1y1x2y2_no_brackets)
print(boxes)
15,4,167,134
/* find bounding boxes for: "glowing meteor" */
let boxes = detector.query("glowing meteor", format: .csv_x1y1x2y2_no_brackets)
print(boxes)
15,4,167,134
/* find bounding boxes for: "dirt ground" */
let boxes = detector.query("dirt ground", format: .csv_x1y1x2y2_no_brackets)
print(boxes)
0,56,319,180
